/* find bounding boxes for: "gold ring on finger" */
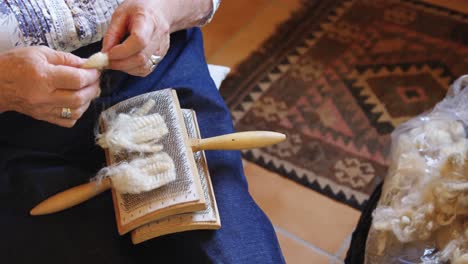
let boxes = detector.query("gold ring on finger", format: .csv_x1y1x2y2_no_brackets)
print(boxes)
60,107,72,119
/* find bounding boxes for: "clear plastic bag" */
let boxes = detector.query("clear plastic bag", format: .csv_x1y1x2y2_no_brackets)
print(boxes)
365,75,468,264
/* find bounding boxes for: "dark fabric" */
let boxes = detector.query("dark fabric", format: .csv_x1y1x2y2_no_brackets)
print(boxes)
345,182,383,264
0,28,285,264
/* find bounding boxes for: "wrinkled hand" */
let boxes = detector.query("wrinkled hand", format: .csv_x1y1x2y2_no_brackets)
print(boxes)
102,0,170,77
0,46,100,128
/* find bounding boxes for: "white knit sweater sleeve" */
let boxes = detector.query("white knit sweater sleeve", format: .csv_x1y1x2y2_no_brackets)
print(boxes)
0,0,221,53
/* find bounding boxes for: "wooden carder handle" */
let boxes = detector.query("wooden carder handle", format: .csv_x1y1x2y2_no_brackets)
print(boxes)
190,131,286,152
30,178,112,216
30,131,286,216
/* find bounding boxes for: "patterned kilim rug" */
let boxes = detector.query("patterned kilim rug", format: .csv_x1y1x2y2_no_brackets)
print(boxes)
219,0,468,210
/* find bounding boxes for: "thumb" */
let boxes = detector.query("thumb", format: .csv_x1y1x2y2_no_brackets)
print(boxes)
102,11,129,52
45,50,85,67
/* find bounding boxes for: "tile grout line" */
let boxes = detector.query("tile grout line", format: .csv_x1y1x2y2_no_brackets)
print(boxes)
274,225,343,263
332,233,352,263
207,0,282,63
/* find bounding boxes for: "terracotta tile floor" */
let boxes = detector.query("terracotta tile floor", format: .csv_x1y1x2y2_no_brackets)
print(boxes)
201,0,467,263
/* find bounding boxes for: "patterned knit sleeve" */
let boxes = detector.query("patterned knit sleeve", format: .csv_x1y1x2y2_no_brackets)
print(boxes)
0,0,220,53
0,0,124,52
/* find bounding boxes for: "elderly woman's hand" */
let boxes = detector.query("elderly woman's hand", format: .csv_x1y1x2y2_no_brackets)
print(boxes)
0,46,100,128
102,0,170,77
102,0,213,77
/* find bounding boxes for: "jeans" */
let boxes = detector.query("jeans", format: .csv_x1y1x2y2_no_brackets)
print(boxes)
0,28,285,263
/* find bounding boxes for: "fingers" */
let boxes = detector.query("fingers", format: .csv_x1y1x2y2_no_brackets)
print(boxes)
46,81,96,127
108,33,168,77
102,5,171,77
112,49,162,77
45,49,86,67
9,47,99,128
50,66,100,90
102,10,129,52
32,101,91,128
51,81,100,108
108,52,149,72
120,61,154,77
108,13,155,60
54,102,90,121
40,48,101,90
45,64,100,127
50,102,91,128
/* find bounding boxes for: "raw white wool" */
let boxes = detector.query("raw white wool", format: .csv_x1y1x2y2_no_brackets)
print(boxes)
96,152,176,194
95,99,177,193
82,52,109,70
97,112,169,154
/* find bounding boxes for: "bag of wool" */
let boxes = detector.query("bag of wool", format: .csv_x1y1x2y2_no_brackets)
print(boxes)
364,75,468,264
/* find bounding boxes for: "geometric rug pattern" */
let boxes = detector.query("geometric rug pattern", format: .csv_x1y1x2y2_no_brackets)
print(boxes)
219,0,468,210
